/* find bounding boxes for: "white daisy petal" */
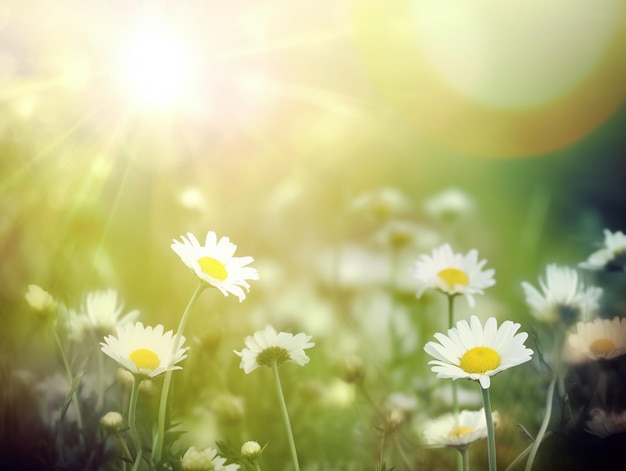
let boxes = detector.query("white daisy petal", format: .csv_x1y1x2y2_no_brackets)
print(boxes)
172,230,259,302
233,325,315,374
181,446,240,471
586,409,626,438
100,322,188,378
67,289,139,341
521,264,602,324
564,317,626,363
411,243,495,308
424,315,533,389
580,229,626,272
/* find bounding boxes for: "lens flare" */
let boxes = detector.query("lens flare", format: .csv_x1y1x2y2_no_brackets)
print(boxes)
117,24,194,110
350,0,626,158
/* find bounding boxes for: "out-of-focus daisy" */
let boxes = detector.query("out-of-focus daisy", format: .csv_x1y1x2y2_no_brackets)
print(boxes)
422,409,500,449
586,409,626,438
580,229,626,272
564,317,626,363
233,325,314,374
521,264,602,325
68,289,139,340
101,322,188,378
171,231,259,302
412,244,495,308
25,284,57,317
350,186,411,221
423,187,475,223
424,316,533,389
181,446,240,471
373,220,441,252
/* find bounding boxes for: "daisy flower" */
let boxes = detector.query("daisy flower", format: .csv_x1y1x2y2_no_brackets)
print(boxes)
580,229,626,271
586,409,626,438
101,322,188,378
350,186,411,221
521,264,602,325
423,187,475,223
564,317,626,363
412,244,495,308
68,289,139,340
233,325,315,374
424,316,533,389
181,446,240,471
421,409,500,449
373,220,441,252
171,231,259,302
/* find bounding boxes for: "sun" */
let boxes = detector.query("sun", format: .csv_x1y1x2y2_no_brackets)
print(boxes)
116,22,195,110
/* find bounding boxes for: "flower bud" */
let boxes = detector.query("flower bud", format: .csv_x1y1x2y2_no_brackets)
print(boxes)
100,411,124,433
339,355,366,384
25,284,57,318
240,441,262,460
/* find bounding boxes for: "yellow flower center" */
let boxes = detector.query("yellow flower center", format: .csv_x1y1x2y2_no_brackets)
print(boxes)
460,346,501,374
589,338,615,357
198,256,228,281
129,348,160,371
438,268,469,290
448,426,474,438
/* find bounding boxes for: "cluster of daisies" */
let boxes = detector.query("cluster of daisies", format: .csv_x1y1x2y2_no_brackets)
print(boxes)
411,243,532,471
24,226,626,470
26,230,318,471
519,230,626,440
411,229,626,468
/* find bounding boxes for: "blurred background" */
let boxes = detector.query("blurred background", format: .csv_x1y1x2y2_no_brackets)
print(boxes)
1,0,625,469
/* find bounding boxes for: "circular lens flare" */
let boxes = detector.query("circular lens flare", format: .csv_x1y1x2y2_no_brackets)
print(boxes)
350,0,626,158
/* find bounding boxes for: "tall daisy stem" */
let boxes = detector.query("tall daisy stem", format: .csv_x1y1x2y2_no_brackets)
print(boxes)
481,386,497,471
524,377,556,471
153,283,205,464
447,296,459,416
52,328,84,439
271,360,300,471
128,377,143,471
459,447,470,471
448,296,461,471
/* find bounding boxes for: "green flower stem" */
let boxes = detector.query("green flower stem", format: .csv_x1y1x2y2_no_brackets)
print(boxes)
90,329,105,411
392,434,413,471
153,282,205,464
448,294,465,471
447,295,461,471
52,327,84,438
377,430,386,471
128,377,143,471
447,296,459,417
481,386,497,471
447,294,455,330
502,432,552,471
459,447,470,471
271,360,300,471
524,377,556,471
114,434,132,471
